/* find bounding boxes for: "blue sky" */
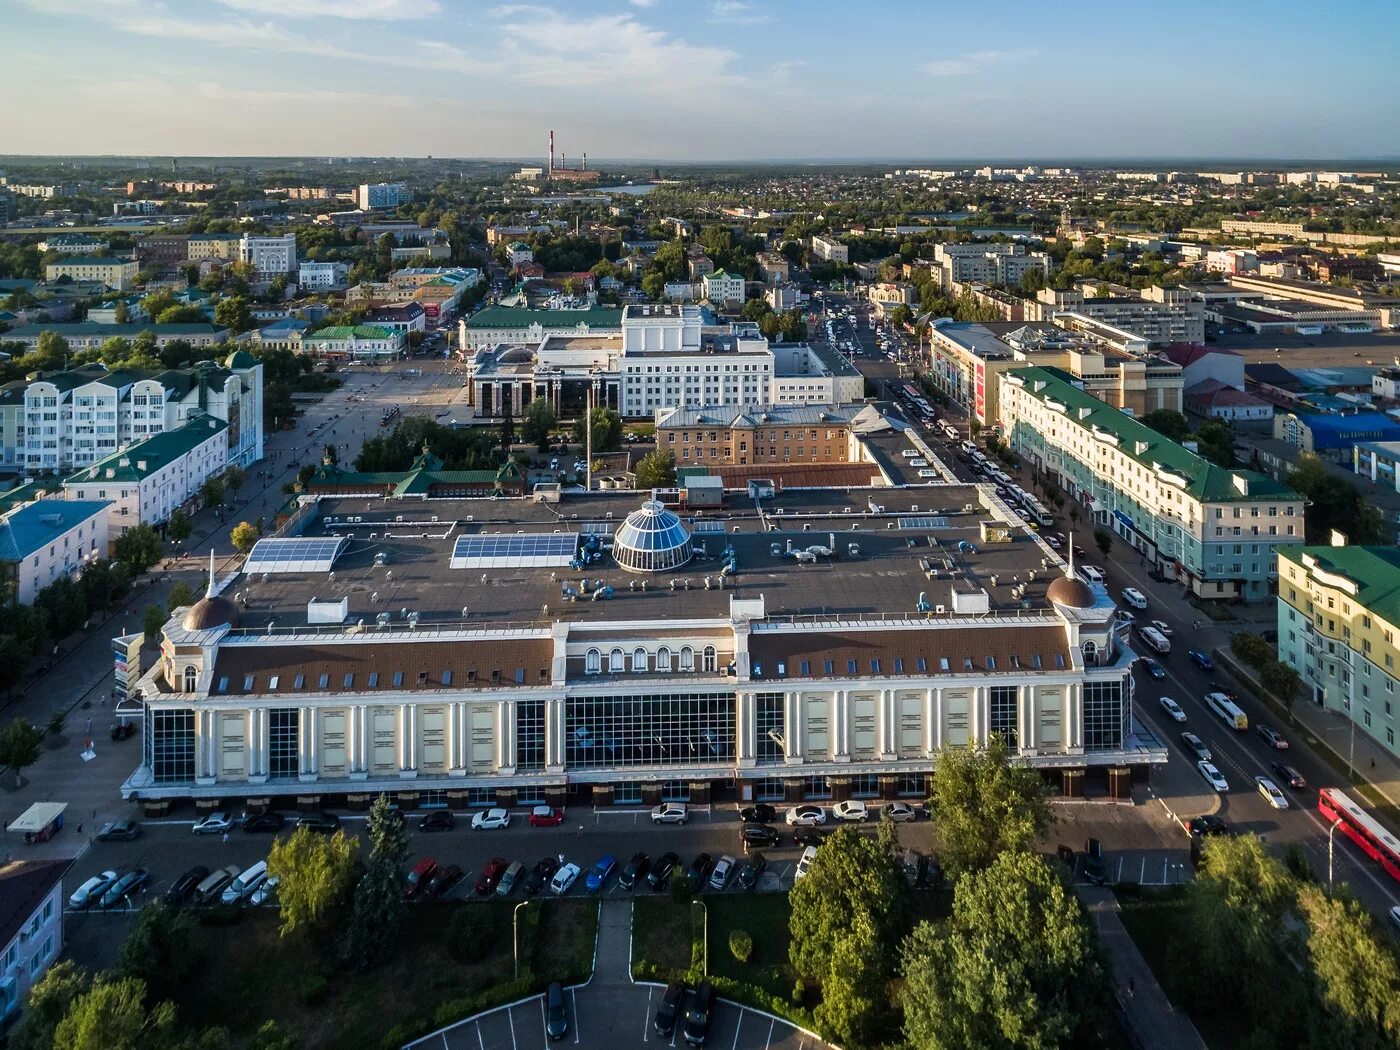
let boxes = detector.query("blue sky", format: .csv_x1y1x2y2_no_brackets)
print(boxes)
4,0,1397,161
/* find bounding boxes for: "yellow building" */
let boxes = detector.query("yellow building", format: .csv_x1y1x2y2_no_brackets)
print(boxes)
44,256,138,291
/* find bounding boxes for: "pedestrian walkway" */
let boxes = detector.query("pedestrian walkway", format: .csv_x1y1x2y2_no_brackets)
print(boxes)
595,897,633,985
1078,886,1207,1050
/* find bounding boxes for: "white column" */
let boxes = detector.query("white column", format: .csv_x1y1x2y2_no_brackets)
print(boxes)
398,704,418,778
194,711,212,783
1067,684,1084,752
833,690,850,762
448,703,466,777
784,692,803,763
497,702,517,773
736,692,756,767
879,688,897,760
926,688,941,755
300,707,318,782
545,697,565,772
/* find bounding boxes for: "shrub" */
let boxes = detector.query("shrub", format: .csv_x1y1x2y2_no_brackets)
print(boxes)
729,929,754,963
299,972,328,1004
792,977,808,1004
447,905,497,963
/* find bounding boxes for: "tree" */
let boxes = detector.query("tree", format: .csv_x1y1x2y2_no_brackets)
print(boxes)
200,475,225,508
167,581,196,610
166,509,192,543
573,406,623,455
113,523,162,573
343,793,408,968
267,825,359,939
1261,660,1303,722
230,521,260,554
213,295,253,334
900,850,1106,1050
51,975,176,1050
223,466,246,497
8,961,89,1050
1194,418,1237,467
521,396,557,452
1093,528,1113,558
113,300,130,324
142,604,167,641
926,736,1053,877
634,449,676,490
0,717,44,789
1140,409,1190,443
1230,631,1273,669
118,903,200,1001
1298,885,1400,1047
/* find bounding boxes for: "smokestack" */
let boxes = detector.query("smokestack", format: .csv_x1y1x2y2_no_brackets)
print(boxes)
548,130,554,174
583,152,587,171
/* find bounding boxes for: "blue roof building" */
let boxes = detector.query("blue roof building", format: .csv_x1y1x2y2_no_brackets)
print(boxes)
0,499,111,603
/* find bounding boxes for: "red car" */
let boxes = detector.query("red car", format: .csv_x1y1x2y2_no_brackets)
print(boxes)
475,856,509,896
528,805,565,827
404,857,437,899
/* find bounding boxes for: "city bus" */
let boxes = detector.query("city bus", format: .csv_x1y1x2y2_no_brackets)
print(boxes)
1318,787,1400,883
1203,691,1248,730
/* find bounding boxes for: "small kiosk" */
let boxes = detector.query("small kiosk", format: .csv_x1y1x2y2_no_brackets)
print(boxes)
8,802,68,844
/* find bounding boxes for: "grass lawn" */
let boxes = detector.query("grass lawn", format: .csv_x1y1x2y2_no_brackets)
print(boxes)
705,895,795,1001
632,896,693,975
169,899,595,1050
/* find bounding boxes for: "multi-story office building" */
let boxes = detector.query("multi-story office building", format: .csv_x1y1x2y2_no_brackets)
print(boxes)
1030,285,1206,344
120,484,1165,812
187,233,242,262
238,234,297,277
1277,544,1400,758
656,403,885,467
460,306,623,351
926,320,1018,426
999,366,1304,601
357,182,412,211
43,256,138,291
297,261,349,291
811,236,848,263
702,270,745,306
135,234,192,268
999,323,1185,416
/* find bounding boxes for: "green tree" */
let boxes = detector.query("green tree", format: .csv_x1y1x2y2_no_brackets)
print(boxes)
521,396,558,452
224,466,246,497
267,826,360,939
117,903,200,1002
573,406,623,454
113,523,162,573
213,295,254,334
343,793,408,969
166,508,192,543
142,603,167,641
900,850,1106,1050
1261,660,1303,722
634,449,676,489
51,975,176,1050
35,329,70,367
113,300,130,323
230,521,260,554
200,475,225,508
1093,528,1113,558
641,270,666,300
0,717,44,788
8,961,90,1050
1140,409,1191,443
155,305,205,324
1298,884,1400,1048
167,581,196,610
1194,418,1237,467
926,735,1053,877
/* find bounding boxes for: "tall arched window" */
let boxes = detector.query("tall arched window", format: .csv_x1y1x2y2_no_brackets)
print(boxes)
679,646,694,672
632,647,648,672
585,648,601,675
1082,640,1098,663
656,646,672,671
703,646,717,673
609,648,625,673
183,665,198,692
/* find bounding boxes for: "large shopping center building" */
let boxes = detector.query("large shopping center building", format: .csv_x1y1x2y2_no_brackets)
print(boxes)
123,482,1166,815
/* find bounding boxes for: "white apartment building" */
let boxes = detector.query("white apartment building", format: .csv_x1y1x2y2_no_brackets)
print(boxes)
298,261,349,291
1030,285,1206,344
665,281,699,302
769,343,865,405
64,416,228,538
1206,249,1258,275
933,243,1054,289
506,242,534,268
811,236,849,263
239,234,297,277
0,861,69,1023
702,270,746,305
0,499,110,604
619,306,772,417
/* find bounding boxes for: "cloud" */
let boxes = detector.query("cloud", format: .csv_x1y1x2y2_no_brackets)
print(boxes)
195,82,421,106
924,49,1036,76
217,0,442,17
708,0,771,24
628,0,659,6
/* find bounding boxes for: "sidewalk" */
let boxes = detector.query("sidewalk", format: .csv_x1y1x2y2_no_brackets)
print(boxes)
1078,886,1207,1050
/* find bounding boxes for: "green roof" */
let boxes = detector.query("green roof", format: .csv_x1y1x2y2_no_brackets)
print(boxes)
304,325,398,341
463,306,623,331
1005,366,1300,503
46,256,134,267
3,322,227,339
64,416,227,484
1279,546,1400,625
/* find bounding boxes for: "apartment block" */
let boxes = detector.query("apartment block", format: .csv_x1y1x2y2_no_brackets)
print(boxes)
811,236,849,263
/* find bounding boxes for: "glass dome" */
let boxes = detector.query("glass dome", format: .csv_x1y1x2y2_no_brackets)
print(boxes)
613,500,693,573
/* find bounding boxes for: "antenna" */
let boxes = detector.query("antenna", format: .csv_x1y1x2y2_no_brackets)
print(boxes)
1066,535,1075,579
206,549,217,597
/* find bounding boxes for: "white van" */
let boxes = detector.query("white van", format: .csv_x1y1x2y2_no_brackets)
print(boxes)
221,861,268,905
1121,587,1148,610
1138,625,1171,655
1077,565,1106,586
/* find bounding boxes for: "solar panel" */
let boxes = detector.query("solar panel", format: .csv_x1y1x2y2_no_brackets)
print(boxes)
579,522,615,535
451,532,580,569
244,536,348,573
690,520,725,534
897,516,949,530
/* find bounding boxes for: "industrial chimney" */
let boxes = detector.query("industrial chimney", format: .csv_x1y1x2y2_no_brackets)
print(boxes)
583,152,588,171
548,130,555,174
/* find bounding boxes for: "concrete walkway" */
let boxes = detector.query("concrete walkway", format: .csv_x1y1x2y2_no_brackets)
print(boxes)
1078,886,1207,1050
595,897,634,986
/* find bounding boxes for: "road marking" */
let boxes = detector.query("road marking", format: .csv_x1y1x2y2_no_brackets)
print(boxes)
732,1006,746,1050
508,1006,517,1050
1115,857,1123,882
643,987,653,1042
540,999,548,1050
1138,858,1145,883
765,1016,775,1049
571,988,581,1044
473,1023,483,1050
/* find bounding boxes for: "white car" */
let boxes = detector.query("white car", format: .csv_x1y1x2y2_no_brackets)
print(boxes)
1122,587,1148,610
470,807,511,830
69,870,118,910
883,801,918,823
193,812,233,835
831,800,870,823
1158,697,1187,722
250,875,279,906
795,846,818,880
785,805,828,827
1255,776,1289,810
1150,620,1173,637
1197,760,1229,793
550,862,581,895
1043,533,1064,549
650,802,688,825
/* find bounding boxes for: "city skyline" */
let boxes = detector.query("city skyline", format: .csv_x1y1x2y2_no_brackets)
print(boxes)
5,0,1398,161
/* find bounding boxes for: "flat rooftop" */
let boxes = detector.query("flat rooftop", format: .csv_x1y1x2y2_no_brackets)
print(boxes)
227,487,1061,632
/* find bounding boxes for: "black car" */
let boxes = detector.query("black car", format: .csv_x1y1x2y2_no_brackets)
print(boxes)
296,813,341,834
685,853,713,885
418,811,456,832
654,980,687,1037
683,980,716,1046
425,864,464,899
1083,838,1107,885
1272,762,1306,790
545,982,568,1041
1187,815,1230,837
164,865,209,907
96,819,141,842
738,804,775,823
792,827,824,848
523,857,559,896
242,812,286,833
926,853,944,889
618,852,650,890
647,852,680,890
734,853,767,891
740,824,780,848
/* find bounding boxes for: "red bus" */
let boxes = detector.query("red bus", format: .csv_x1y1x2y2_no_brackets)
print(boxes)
1317,787,1400,883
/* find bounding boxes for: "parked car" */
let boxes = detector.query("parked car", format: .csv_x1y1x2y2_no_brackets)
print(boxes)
470,808,511,831
795,846,819,880
192,812,233,835
195,865,241,906
163,866,209,908
654,980,687,1037
831,800,870,823
496,861,525,897
708,856,735,891
619,852,650,890
1256,725,1290,750
70,870,118,910
1150,620,1173,637
221,861,268,905
297,813,341,834
1142,659,1167,680
419,811,456,832
785,805,827,827
1186,815,1230,838
101,868,151,909
738,804,775,823
1272,762,1306,789
426,864,465,899
528,805,565,827
546,981,568,1041
683,980,716,1047
475,857,510,896
883,801,918,823
650,802,689,825
1083,839,1107,886
740,824,780,848
250,875,279,907
1158,696,1187,722
647,852,680,890
404,857,438,899
1255,776,1290,810
96,820,141,842
1198,760,1229,793
686,854,713,884
1389,905,1400,933
242,812,286,834
550,862,581,895
523,858,559,896
734,854,767,891
792,827,825,848
1188,649,1214,671
584,855,616,893
1181,731,1211,762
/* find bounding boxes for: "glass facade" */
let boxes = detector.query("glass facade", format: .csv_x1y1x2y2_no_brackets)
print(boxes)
565,691,734,770
150,709,195,784
754,776,785,801
612,501,694,574
755,692,785,765
850,774,879,798
516,699,545,772
989,685,1018,750
1083,679,1125,751
269,708,300,779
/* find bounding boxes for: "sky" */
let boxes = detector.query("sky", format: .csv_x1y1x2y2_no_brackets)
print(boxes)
3,0,1398,162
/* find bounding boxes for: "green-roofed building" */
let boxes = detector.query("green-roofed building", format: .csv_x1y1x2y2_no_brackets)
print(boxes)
301,324,405,362
301,446,525,498
460,305,623,350
1000,365,1304,602
1277,544,1400,758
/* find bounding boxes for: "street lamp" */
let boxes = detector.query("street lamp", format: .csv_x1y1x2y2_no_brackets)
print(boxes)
513,900,530,978
692,898,708,976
